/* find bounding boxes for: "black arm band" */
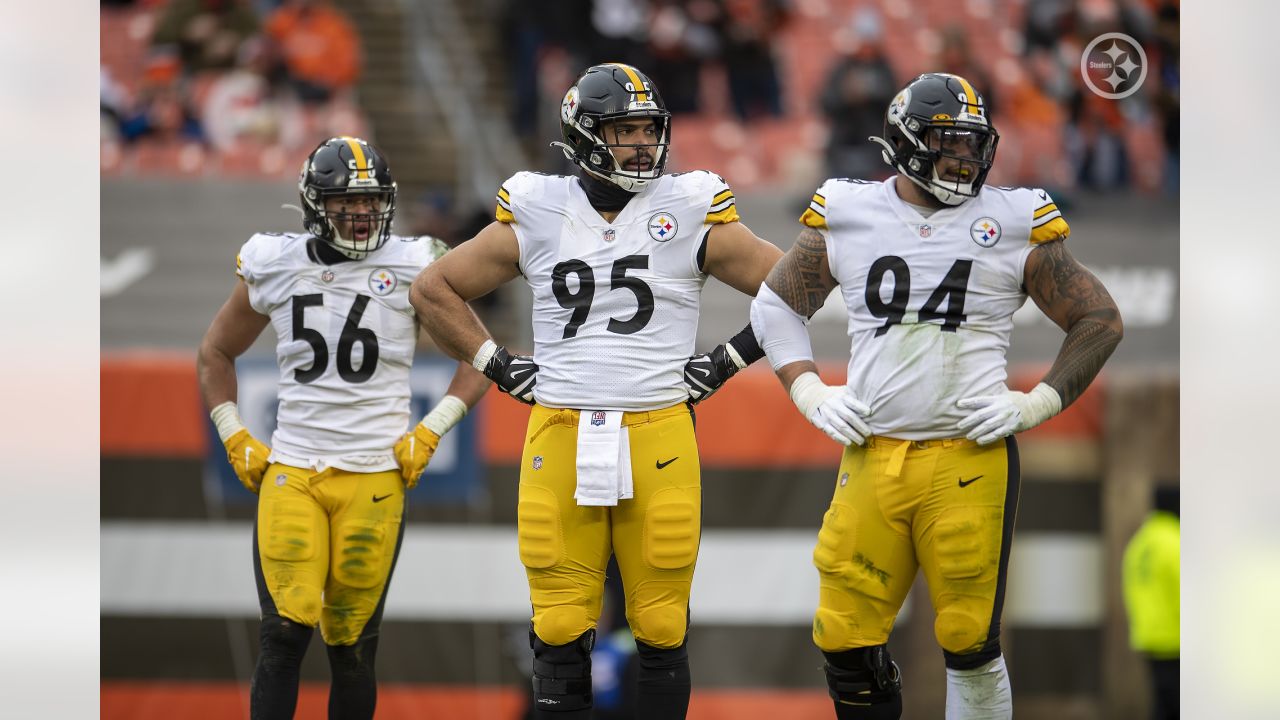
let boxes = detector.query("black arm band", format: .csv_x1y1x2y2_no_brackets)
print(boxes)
726,322,765,366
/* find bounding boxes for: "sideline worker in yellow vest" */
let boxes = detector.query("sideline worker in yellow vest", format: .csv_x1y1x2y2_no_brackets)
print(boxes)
1123,485,1180,720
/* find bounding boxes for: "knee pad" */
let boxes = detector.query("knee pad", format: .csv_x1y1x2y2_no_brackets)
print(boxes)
535,603,593,647
258,614,314,671
630,599,688,648
823,646,903,718
531,629,595,713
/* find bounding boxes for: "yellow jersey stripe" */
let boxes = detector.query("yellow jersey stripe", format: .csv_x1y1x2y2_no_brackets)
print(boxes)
712,189,733,204
342,136,370,180
498,187,511,202
812,193,826,207
799,208,828,229
1033,203,1058,220
1030,216,1070,244
495,203,515,224
610,63,648,102
705,205,740,224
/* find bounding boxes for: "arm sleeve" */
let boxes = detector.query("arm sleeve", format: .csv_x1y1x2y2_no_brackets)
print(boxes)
704,174,739,225
750,283,816,371
1029,188,1071,245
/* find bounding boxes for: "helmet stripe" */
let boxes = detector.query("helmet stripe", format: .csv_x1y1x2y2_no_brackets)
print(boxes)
953,75,981,115
342,136,370,180
609,63,649,103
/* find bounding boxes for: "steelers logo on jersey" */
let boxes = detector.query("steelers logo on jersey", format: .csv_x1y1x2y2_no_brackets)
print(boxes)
970,217,1002,248
648,212,678,242
368,268,398,296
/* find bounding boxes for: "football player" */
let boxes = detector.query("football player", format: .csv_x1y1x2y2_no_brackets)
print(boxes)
196,136,491,720
409,64,783,719
749,73,1124,719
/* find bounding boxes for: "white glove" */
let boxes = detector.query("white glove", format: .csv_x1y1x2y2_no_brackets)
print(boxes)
956,383,1062,445
789,372,871,446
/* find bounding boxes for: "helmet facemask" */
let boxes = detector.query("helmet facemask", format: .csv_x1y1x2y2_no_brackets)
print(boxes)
317,188,395,260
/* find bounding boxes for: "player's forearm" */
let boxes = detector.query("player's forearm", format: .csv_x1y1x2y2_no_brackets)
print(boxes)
776,360,820,392
411,271,493,364
443,362,492,409
1041,309,1123,409
196,340,239,411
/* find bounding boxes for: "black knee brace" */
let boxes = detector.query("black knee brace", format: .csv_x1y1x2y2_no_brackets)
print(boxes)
531,629,595,714
823,646,903,720
251,615,314,720
635,640,691,719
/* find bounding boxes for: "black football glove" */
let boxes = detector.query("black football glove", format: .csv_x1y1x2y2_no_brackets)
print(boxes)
483,346,538,404
683,343,747,404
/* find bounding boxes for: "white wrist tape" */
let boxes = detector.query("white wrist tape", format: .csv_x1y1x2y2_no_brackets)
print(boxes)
750,283,815,371
788,372,829,418
210,401,247,444
471,339,498,373
420,395,468,436
1024,382,1063,424
724,343,747,370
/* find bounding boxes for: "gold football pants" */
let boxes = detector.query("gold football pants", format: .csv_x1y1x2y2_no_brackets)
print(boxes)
811,436,1019,662
518,403,701,649
253,463,405,646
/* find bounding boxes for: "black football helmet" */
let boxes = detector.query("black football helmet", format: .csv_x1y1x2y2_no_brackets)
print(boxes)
869,73,999,205
298,136,397,259
552,63,672,192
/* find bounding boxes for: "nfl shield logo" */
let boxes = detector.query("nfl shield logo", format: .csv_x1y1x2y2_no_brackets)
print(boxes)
602,228,616,242
532,455,543,470
918,224,932,238
591,411,606,426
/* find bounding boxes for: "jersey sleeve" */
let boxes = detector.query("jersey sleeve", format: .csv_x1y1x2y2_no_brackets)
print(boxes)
1029,188,1070,244
496,171,536,224
235,233,288,314
799,181,830,229
704,173,739,224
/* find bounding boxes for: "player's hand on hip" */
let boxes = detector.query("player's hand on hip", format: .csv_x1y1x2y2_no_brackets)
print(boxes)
224,429,271,493
394,424,440,489
481,346,538,404
956,383,1062,445
683,343,747,404
789,372,871,446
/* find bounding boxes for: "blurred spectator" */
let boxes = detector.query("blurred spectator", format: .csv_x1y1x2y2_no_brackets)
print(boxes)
117,53,206,144
201,37,305,152
936,25,996,118
101,67,131,141
1122,486,1180,720
151,0,260,74
264,0,361,104
589,0,652,70
646,0,721,114
819,7,896,180
717,0,790,121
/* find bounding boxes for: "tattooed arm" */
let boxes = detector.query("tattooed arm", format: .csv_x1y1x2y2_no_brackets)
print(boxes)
1024,239,1124,408
750,226,870,445
758,227,840,389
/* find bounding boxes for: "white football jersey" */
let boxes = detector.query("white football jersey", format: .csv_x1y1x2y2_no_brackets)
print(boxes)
801,177,1071,439
495,171,739,410
236,232,449,470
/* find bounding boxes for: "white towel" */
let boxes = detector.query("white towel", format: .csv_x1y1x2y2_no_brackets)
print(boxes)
574,410,633,506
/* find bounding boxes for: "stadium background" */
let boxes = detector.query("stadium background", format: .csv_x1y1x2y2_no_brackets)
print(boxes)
99,1,1178,718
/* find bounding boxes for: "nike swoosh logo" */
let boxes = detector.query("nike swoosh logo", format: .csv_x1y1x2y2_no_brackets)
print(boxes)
372,494,393,503
958,475,983,488
656,457,678,469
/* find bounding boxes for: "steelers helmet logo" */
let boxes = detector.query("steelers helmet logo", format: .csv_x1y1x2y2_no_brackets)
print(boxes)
647,212,678,242
970,217,1002,248
561,85,580,124
368,268,398,295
